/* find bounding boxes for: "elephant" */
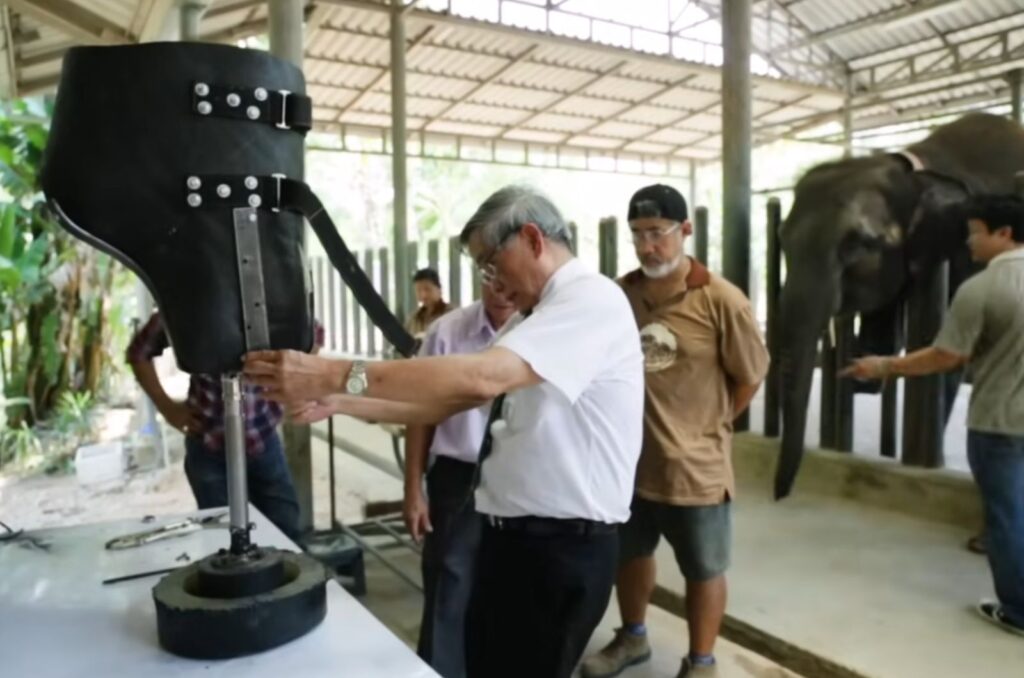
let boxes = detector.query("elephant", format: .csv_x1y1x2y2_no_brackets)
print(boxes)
774,112,1024,500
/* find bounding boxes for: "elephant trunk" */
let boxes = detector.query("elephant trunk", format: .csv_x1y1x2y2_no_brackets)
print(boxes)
774,269,837,499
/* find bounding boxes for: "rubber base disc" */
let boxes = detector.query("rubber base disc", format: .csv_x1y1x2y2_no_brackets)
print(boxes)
153,548,328,659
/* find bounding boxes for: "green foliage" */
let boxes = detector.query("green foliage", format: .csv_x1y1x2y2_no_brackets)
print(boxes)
0,98,133,454
0,420,41,468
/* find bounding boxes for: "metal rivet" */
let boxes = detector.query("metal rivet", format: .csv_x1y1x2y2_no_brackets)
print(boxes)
248,213,257,223
217,184,231,198
197,101,212,115
246,106,260,120
254,87,268,101
186,176,201,190
248,194,262,208
226,93,241,108
194,82,209,97
187,193,202,208
244,176,258,190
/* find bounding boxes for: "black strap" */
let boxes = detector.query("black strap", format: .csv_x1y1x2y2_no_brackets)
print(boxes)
191,82,313,134
277,178,416,357
184,172,416,357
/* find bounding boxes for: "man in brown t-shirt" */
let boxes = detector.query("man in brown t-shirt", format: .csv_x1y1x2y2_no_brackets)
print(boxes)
405,267,455,338
582,185,769,678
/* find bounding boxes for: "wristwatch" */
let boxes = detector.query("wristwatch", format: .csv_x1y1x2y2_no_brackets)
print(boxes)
345,360,369,396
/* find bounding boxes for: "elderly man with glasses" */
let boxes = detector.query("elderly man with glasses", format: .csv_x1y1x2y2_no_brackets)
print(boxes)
244,185,644,678
582,184,769,678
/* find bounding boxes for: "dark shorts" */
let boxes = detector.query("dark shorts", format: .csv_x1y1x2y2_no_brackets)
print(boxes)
619,495,731,581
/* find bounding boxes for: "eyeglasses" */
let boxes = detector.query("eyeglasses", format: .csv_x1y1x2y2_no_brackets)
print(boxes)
630,222,680,245
472,227,522,286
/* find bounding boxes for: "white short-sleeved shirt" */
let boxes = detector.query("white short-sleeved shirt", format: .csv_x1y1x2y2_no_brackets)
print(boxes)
475,258,645,524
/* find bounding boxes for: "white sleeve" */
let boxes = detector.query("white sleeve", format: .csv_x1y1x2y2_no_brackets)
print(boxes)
497,278,629,403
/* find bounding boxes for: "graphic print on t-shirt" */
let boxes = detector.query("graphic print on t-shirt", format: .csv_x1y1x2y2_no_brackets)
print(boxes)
639,322,677,372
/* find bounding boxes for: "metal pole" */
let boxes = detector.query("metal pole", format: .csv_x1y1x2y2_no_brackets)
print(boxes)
1009,69,1022,126
843,71,854,158
391,0,411,321
448,236,462,306
179,0,205,41
222,375,250,553
269,0,312,537
721,0,751,296
269,0,303,66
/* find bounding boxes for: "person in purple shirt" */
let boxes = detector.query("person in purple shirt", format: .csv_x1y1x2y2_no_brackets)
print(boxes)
403,283,516,678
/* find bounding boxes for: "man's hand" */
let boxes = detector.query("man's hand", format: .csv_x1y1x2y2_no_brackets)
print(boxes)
161,401,202,436
288,399,334,425
840,356,892,381
403,486,432,543
243,350,347,408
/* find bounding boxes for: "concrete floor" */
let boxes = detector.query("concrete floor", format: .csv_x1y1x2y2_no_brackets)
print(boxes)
356,538,803,678
323,416,1022,678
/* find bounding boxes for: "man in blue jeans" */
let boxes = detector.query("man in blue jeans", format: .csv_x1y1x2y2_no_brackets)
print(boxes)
844,194,1024,637
128,312,321,541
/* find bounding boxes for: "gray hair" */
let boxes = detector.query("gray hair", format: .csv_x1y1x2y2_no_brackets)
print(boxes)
459,185,572,251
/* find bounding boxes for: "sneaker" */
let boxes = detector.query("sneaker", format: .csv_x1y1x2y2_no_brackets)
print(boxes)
977,600,1024,638
579,628,652,678
677,656,720,677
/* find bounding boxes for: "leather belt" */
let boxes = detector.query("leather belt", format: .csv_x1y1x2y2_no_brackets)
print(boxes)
483,515,618,537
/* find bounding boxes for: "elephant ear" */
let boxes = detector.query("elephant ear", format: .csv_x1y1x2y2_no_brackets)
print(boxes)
905,170,970,274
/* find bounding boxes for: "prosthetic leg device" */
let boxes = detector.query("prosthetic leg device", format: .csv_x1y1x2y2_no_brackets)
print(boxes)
41,43,415,658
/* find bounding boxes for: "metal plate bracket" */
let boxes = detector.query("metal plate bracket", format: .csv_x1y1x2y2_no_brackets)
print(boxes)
233,207,270,351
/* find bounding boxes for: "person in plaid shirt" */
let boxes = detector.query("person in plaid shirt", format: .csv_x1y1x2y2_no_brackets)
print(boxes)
127,311,323,540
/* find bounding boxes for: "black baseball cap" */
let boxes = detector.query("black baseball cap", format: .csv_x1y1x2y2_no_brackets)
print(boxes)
627,184,688,222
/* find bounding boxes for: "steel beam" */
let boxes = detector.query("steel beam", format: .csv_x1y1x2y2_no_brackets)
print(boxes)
721,0,752,300
391,0,411,322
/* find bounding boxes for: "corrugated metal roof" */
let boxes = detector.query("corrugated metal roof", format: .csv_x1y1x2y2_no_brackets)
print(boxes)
3,0,1022,160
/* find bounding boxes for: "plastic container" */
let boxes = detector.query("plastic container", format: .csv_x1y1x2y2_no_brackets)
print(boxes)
74,440,125,486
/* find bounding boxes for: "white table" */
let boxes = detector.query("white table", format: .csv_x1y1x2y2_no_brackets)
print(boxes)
0,507,439,677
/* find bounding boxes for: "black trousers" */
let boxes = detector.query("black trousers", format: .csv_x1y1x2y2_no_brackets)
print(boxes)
465,520,618,678
418,457,482,678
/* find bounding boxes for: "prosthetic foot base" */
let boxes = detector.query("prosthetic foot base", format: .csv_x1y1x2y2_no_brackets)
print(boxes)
153,547,328,658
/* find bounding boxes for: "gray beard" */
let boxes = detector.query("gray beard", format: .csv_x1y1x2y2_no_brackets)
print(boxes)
641,253,683,279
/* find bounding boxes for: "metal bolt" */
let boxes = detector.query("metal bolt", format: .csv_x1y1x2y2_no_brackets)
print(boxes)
216,184,231,198
187,193,202,208
248,213,257,223
254,87,268,101
194,82,210,96
244,176,258,190
197,101,212,115
226,93,241,108
246,106,260,120
248,194,262,208
186,176,201,190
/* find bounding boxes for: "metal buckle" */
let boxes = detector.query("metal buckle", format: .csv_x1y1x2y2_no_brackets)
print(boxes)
276,90,291,130
271,173,286,212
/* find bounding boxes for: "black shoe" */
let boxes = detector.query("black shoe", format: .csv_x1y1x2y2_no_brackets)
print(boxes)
977,600,1024,637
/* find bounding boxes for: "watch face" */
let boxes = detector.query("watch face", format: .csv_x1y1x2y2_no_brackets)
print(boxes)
347,377,365,394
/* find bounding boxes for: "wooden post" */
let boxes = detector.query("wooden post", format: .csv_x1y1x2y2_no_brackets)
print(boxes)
569,222,579,254
428,239,440,272
353,251,363,355
339,271,349,353
379,247,390,353
326,258,336,352
764,198,782,437
599,216,618,278
363,251,377,356
881,378,898,458
694,206,709,265
448,236,462,307
834,315,855,451
902,262,948,467
820,329,838,450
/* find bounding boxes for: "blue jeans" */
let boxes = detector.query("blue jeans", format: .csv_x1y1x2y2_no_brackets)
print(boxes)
184,431,300,541
967,430,1024,628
